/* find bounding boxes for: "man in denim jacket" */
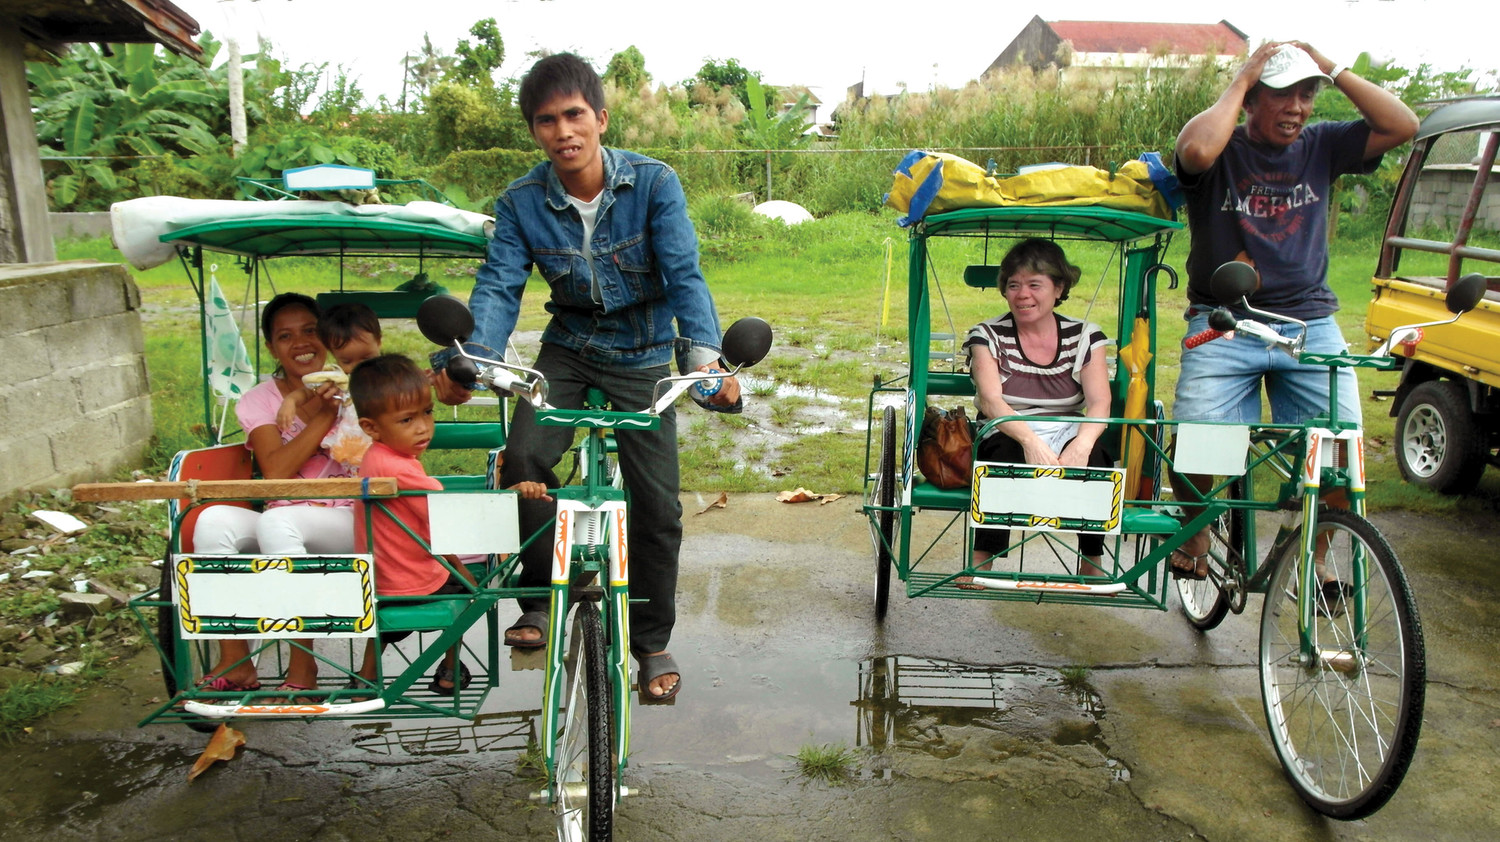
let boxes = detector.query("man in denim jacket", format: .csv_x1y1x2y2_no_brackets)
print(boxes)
465,53,738,701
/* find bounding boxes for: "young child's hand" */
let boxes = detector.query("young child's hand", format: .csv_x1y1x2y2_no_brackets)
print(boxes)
275,393,300,432
509,481,553,501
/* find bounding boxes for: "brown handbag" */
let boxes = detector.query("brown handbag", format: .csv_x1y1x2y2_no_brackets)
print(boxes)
917,405,974,489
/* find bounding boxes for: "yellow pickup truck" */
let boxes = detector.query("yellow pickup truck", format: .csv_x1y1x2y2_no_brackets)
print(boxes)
1365,98,1500,494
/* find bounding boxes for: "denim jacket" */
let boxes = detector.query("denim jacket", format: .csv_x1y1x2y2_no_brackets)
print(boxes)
469,148,723,370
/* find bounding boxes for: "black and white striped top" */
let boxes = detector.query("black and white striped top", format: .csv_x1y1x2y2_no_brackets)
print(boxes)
964,313,1109,420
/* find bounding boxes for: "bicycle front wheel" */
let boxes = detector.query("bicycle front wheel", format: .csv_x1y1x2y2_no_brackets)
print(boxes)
870,405,898,621
555,602,614,841
1258,508,1425,820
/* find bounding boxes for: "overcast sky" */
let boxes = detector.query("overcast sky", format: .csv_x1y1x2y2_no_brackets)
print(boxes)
172,0,1495,108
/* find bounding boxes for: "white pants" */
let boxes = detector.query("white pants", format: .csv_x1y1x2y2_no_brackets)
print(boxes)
192,504,354,555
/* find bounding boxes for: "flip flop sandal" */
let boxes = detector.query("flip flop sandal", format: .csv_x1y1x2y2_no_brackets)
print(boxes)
1169,550,1211,581
504,610,549,649
635,652,681,703
196,674,262,693
182,673,262,708
429,661,473,697
266,682,318,705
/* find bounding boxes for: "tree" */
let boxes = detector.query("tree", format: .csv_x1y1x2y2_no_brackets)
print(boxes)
451,18,504,87
604,46,649,93
687,57,759,109
28,39,222,208
404,33,456,108
425,82,527,153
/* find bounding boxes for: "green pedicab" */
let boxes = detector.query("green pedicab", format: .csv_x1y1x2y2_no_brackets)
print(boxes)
83,178,774,841
863,201,1469,819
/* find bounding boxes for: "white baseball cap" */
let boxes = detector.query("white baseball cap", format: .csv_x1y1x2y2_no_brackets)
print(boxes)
1258,44,1333,89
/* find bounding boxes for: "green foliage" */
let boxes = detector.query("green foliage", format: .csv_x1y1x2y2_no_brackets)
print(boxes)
233,126,380,180
403,33,456,107
604,46,650,94
451,18,504,87
793,741,859,784
688,57,759,110
428,149,545,207
425,82,528,153
29,38,225,209
741,76,812,150
0,674,94,739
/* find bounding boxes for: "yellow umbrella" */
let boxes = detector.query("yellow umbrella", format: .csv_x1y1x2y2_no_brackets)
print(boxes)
1118,310,1153,500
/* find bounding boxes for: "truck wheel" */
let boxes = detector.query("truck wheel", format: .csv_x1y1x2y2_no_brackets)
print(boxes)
1395,380,1486,494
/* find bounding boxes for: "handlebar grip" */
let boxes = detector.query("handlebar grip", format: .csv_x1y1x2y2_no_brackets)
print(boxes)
447,355,479,387
1184,329,1225,349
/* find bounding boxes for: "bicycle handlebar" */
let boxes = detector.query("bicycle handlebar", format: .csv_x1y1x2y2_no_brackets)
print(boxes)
443,341,742,417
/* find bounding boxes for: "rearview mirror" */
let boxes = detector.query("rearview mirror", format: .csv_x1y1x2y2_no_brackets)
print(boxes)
1209,261,1259,305
721,317,773,368
1446,273,1487,315
417,294,474,346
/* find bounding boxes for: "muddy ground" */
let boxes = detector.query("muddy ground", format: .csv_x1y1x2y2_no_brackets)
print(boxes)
2,494,1496,841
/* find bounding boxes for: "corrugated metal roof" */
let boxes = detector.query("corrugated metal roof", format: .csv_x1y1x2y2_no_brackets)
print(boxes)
1048,21,1246,56
8,0,202,60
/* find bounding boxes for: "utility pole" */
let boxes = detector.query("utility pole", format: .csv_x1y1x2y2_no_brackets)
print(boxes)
228,37,246,157
219,0,251,157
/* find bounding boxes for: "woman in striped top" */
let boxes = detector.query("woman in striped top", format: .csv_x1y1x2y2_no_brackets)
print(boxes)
960,238,1113,580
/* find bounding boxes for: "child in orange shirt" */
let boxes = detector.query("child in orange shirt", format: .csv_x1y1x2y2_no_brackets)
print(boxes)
349,354,549,695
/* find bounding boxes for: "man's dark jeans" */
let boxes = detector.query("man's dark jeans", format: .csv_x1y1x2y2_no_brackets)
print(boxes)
500,343,682,655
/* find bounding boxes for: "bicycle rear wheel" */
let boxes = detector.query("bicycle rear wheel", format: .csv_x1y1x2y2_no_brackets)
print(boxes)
155,560,219,733
555,602,614,841
1175,484,1243,631
1258,508,1424,819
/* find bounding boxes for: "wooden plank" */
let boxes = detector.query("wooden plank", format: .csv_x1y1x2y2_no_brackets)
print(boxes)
72,477,400,502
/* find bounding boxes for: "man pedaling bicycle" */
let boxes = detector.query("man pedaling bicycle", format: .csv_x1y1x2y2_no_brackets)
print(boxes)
1169,41,1417,586
435,53,740,702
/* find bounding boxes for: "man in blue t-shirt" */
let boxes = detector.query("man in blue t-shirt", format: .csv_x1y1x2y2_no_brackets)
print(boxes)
1168,41,1417,579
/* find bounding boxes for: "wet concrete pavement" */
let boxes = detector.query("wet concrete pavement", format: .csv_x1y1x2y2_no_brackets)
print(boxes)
3,494,1497,841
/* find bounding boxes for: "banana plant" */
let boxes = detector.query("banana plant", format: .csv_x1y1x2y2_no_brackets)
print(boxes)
740,75,813,150
29,39,228,208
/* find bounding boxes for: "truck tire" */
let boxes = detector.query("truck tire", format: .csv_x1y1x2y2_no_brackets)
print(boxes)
1395,380,1486,494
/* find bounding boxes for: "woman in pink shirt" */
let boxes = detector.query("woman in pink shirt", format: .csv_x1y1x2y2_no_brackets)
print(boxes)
192,293,354,698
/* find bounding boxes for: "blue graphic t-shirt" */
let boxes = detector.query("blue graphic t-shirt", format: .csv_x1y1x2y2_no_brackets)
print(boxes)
1178,120,1377,320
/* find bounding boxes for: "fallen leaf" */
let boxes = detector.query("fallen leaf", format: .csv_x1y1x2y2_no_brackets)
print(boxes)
695,492,729,515
188,724,246,781
770,468,791,477
776,488,818,503
817,493,844,505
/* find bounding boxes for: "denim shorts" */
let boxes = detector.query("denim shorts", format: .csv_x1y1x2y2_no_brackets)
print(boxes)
1173,311,1362,427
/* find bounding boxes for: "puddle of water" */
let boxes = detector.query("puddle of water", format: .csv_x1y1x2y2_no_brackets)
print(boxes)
349,709,539,757
852,656,1127,782
738,374,844,405
14,741,191,825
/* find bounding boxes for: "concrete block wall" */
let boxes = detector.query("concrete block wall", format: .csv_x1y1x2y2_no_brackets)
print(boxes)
1409,167,1500,231
49,211,112,241
0,260,152,494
